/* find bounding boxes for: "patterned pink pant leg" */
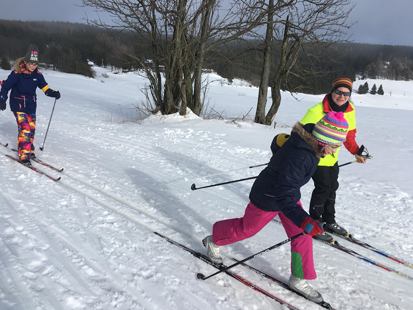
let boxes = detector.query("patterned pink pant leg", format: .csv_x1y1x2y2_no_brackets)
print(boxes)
13,112,36,161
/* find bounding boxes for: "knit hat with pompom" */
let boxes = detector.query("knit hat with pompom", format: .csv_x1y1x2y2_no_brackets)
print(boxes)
312,111,349,148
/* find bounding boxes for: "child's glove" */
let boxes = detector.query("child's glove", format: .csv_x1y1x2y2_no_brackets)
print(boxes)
300,218,324,236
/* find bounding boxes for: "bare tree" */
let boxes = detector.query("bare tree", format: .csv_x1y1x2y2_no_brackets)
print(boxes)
255,0,295,124
82,0,268,115
255,0,355,125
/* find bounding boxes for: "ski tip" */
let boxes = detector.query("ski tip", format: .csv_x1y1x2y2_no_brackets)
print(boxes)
191,183,196,190
196,273,205,280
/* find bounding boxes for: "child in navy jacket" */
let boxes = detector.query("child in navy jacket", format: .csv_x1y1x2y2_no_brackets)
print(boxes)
203,112,349,303
0,44,61,165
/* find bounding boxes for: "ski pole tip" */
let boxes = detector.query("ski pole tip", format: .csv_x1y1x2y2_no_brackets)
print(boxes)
196,273,205,280
191,184,196,190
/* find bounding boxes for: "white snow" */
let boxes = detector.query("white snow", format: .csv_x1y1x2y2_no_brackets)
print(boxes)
0,66,412,310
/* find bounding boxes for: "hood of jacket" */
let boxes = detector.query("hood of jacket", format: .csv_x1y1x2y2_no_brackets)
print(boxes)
291,121,323,158
14,57,26,73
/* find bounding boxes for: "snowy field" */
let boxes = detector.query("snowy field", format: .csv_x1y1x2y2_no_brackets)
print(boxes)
0,66,412,310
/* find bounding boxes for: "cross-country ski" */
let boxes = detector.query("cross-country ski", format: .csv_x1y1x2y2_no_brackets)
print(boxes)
1,53,412,310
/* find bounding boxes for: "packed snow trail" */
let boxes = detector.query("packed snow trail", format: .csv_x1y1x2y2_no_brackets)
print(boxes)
1,67,412,309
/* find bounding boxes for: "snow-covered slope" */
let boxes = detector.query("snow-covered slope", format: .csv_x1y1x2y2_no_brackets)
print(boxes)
0,67,412,310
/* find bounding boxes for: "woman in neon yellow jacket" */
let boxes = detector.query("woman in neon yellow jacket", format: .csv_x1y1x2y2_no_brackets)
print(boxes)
300,77,366,241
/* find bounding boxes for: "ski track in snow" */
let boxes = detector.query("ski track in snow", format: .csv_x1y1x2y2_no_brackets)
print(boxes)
1,67,412,310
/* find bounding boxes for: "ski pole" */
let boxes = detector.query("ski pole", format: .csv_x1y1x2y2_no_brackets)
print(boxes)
339,155,373,168
339,145,373,168
191,175,258,191
248,163,268,169
194,153,373,189
196,232,306,281
338,160,357,167
39,98,57,151
193,163,268,180
192,160,353,189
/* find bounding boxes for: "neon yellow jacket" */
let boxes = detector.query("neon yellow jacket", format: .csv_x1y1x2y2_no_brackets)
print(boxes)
300,94,360,166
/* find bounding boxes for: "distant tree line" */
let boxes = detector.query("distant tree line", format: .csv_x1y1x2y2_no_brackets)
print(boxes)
0,19,139,78
211,41,413,94
1,19,413,95
357,82,384,95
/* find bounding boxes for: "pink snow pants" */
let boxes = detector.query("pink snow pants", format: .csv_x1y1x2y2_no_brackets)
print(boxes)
212,201,316,279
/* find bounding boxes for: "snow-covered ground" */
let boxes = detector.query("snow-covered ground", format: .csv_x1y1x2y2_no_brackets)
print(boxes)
0,66,412,310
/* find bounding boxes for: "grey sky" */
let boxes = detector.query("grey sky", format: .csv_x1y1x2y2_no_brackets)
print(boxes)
0,0,412,47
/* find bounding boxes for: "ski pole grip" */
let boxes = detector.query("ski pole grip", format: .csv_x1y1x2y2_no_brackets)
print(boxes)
357,145,365,156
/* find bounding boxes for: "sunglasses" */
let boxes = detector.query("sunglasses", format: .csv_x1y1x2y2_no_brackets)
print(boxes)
27,62,38,67
333,88,351,97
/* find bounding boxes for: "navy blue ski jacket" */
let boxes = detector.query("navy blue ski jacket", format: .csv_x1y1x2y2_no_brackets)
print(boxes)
0,58,55,114
249,122,322,228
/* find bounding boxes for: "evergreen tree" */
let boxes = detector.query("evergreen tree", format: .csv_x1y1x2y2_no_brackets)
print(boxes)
363,82,369,94
378,84,384,95
0,55,11,70
371,84,377,95
357,81,369,94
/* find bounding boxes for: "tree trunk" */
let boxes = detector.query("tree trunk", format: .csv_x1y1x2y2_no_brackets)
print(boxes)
266,16,300,125
162,0,188,114
255,0,274,124
179,82,187,115
268,76,282,124
192,0,215,116
181,28,194,112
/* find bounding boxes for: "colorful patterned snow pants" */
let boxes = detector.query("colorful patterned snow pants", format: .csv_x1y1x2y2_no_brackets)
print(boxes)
212,201,316,279
13,112,36,161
